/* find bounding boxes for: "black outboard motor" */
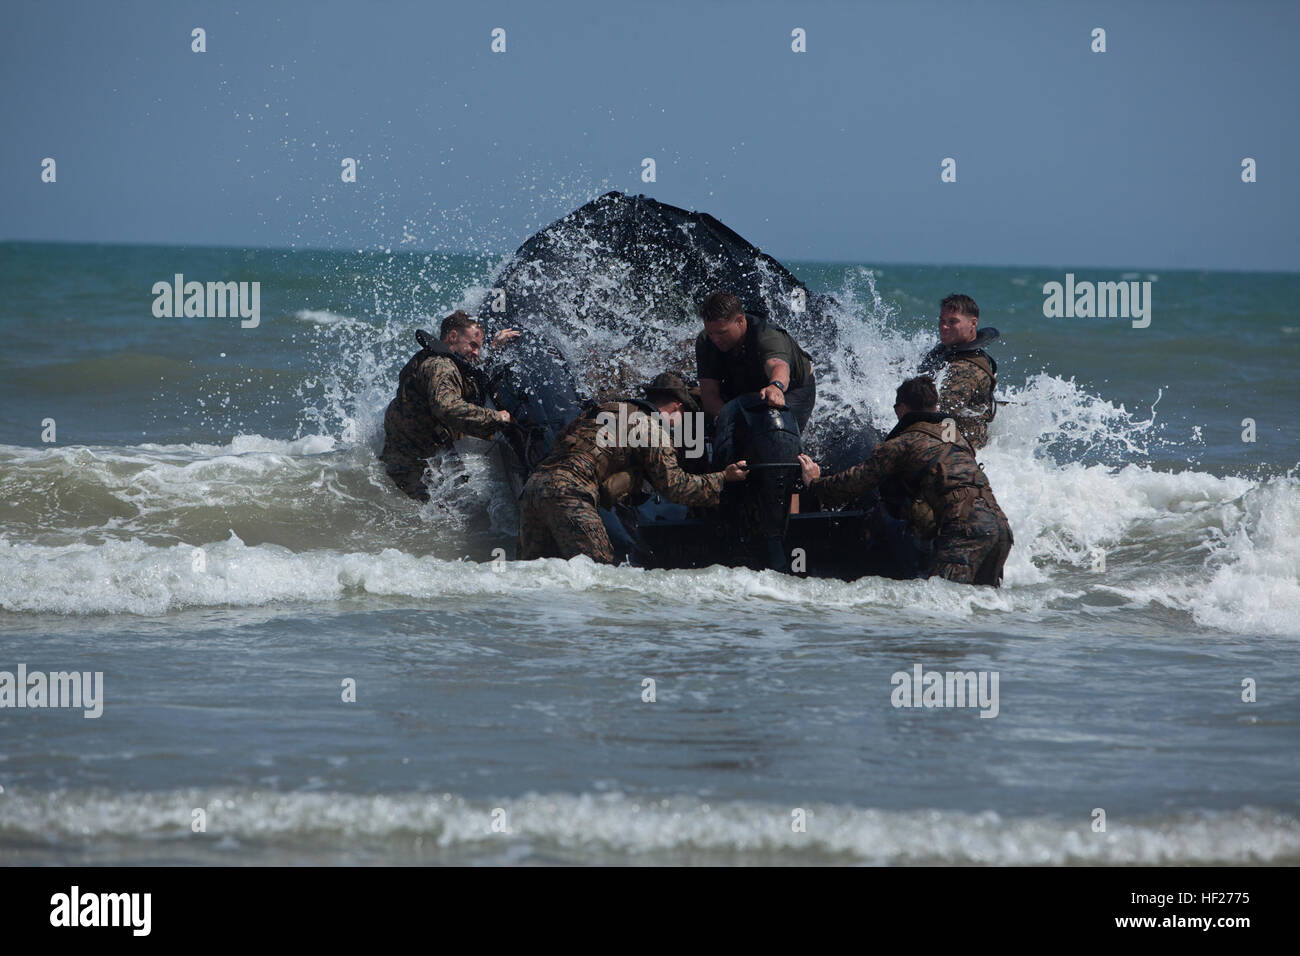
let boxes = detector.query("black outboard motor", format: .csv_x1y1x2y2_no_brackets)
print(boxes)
713,394,803,571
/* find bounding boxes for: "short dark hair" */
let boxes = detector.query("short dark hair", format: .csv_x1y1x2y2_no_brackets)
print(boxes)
440,310,482,339
940,293,979,320
896,375,939,411
699,291,744,323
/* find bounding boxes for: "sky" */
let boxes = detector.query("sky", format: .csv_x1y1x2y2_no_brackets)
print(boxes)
2,0,1296,270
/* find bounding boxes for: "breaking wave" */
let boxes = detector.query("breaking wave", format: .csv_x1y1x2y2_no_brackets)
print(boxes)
1,788,1295,865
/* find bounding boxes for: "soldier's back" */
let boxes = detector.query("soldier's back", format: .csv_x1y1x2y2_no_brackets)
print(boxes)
890,423,1005,528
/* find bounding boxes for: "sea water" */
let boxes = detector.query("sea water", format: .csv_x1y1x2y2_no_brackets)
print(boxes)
1,240,1297,864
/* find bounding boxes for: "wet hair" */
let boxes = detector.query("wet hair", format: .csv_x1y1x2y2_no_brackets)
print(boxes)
896,376,940,411
940,293,979,320
699,291,744,323
440,310,482,339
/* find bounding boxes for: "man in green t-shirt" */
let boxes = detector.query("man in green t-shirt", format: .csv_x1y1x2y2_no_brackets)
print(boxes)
694,291,816,432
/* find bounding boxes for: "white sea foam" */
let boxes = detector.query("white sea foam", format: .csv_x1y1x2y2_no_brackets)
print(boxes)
292,308,365,329
1099,475,1300,634
2,423,1297,635
1,435,337,463
0,532,1033,618
0,788,1294,865
1,460,1296,637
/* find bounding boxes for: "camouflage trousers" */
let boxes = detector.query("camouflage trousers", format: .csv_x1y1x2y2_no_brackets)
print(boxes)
516,477,616,564
381,444,463,504
383,457,432,502
930,498,1014,587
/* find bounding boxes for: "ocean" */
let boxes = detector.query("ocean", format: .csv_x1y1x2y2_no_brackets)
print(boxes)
1,239,1297,865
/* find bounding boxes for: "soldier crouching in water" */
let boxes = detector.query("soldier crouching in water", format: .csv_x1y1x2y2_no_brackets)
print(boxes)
379,310,519,502
517,373,748,563
799,376,1014,586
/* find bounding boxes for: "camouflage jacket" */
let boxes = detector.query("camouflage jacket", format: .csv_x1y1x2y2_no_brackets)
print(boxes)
530,401,724,507
380,350,501,467
810,412,1006,534
921,346,997,449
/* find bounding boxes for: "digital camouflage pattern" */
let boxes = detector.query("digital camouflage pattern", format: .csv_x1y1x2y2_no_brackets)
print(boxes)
380,352,503,501
517,480,617,564
929,497,1013,586
517,400,726,562
931,351,997,449
809,412,1013,585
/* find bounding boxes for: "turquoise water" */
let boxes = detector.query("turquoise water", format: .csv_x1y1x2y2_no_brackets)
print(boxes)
1,240,1297,864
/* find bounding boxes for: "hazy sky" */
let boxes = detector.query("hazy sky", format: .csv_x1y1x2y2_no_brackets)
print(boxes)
3,0,1296,270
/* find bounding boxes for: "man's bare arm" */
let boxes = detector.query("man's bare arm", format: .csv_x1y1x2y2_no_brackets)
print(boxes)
758,358,791,407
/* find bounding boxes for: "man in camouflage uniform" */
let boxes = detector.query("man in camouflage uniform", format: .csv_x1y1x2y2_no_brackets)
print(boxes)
918,293,1000,449
799,376,1013,586
379,311,519,501
517,373,748,563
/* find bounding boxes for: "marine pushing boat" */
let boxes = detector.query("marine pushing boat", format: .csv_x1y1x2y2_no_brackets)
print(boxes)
474,191,928,580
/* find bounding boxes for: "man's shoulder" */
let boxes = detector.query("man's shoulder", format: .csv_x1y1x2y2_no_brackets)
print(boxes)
892,421,956,449
947,351,995,380
919,343,949,371
588,402,654,435
884,427,931,449
426,353,463,378
621,405,670,437
754,322,811,371
422,352,457,370
754,322,795,349
906,421,978,459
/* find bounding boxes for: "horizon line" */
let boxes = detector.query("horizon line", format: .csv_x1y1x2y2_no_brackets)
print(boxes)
1,236,1296,278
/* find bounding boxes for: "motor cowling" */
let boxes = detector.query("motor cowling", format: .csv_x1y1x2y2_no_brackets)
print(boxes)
712,394,802,569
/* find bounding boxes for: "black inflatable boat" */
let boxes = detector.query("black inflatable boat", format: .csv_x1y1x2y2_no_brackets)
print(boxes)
476,192,927,580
